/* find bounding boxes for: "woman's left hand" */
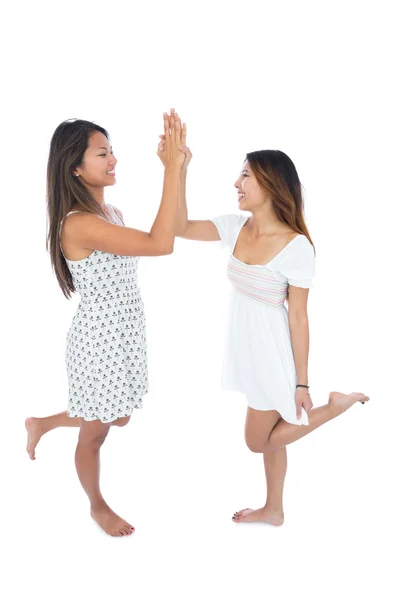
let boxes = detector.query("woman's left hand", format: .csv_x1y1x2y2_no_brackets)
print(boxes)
295,387,313,420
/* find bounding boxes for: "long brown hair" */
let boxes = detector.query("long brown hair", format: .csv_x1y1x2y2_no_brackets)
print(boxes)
246,150,315,251
46,119,110,298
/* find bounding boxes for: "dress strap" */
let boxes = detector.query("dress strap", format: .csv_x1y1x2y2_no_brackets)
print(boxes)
108,204,124,226
65,210,84,218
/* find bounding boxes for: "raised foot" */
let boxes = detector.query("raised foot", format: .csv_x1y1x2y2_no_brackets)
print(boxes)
25,417,44,460
328,391,370,416
232,507,284,526
91,504,135,537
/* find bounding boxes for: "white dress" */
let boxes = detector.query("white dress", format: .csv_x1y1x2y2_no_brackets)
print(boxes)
210,213,316,426
60,206,149,423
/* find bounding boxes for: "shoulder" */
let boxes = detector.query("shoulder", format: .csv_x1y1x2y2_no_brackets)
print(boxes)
210,212,247,225
209,212,248,235
273,234,316,288
283,234,315,260
209,213,248,248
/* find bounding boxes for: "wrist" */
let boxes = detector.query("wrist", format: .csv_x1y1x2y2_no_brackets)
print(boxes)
164,164,182,174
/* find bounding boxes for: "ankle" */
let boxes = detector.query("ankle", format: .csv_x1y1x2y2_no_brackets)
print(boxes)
264,503,284,514
90,499,108,513
38,417,58,434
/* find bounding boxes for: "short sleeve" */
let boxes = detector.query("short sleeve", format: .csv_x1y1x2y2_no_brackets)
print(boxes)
276,236,316,288
209,213,248,250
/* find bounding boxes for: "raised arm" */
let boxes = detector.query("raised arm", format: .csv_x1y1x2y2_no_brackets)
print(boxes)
63,112,185,257
158,112,221,243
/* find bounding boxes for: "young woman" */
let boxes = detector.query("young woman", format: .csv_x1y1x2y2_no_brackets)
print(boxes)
159,112,369,526
25,111,186,537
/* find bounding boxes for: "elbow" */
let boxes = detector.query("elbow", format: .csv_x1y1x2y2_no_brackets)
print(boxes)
288,312,309,327
160,241,175,255
175,225,187,237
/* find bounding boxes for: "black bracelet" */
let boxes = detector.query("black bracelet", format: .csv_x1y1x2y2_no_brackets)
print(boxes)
296,384,309,389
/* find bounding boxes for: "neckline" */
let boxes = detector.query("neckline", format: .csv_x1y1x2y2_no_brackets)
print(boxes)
231,217,303,268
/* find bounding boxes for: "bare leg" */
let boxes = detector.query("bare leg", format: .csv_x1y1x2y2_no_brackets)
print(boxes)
233,446,287,525
268,391,369,449
233,390,369,524
75,417,134,537
25,411,130,460
25,411,79,460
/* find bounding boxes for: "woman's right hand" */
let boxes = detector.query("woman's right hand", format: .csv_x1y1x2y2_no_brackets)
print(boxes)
158,109,186,169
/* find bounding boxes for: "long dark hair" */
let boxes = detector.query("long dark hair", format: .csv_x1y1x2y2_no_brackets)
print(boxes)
246,150,315,250
46,119,110,298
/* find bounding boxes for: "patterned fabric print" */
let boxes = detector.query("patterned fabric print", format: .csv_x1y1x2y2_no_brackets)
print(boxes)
228,256,288,307
65,250,148,422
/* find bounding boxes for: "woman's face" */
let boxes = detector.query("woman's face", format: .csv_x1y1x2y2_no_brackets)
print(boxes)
74,131,117,188
234,160,266,211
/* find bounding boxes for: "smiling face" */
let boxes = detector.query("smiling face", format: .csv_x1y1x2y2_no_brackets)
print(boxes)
234,160,268,211
74,131,117,187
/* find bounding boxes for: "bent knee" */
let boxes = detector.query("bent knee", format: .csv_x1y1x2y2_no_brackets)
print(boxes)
113,416,131,427
245,436,267,453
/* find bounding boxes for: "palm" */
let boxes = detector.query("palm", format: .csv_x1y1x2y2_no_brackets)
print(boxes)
158,112,191,168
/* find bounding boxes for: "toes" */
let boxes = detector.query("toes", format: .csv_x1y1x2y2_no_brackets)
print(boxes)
233,509,252,521
233,508,250,517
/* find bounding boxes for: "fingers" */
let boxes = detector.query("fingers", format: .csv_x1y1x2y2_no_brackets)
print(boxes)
182,121,187,145
160,110,184,142
296,401,302,420
163,112,170,136
160,109,184,163
171,108,181,145
169,108,175,142
163,112,171,151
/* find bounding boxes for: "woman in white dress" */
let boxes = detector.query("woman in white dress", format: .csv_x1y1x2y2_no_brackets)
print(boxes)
159,110,369,526
25,111,186,536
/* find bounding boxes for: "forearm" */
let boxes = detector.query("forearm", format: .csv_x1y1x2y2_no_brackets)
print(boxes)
288,314,310,384
176,169,188,235
150,165,181,252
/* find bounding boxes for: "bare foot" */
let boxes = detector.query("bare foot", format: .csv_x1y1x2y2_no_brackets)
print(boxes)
91,504,135,537
25,417,45,460
232,507,284,526
328,391,369,417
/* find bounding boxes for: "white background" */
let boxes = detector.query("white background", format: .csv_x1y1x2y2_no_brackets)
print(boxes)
2,1,399,598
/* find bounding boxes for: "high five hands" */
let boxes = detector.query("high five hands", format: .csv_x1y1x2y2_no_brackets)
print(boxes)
157,108,192,170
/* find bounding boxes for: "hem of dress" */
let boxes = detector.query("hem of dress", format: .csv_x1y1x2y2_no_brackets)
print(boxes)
220,385,309,427
67,392,148,423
